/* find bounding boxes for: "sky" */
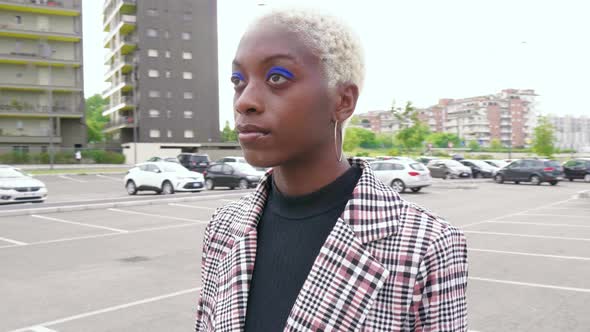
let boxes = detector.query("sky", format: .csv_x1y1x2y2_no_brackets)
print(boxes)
83,0,590,129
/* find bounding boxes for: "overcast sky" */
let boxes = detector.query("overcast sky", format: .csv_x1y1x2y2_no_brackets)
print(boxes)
83,0,590,129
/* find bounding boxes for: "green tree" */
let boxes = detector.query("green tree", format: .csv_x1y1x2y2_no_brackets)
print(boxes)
349,115,361,126
85,94,109,143
343,127,377,150
468,140,481,151
425,132,461,148
343,127,361,152
220,121,238,142
490,138,503,150
389,101,430,151
532,116,555,157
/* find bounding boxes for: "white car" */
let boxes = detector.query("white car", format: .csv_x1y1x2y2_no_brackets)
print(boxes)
124,162,205,195
0,166,47,204
370,160,432,193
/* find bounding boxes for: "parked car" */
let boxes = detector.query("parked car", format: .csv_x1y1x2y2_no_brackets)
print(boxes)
370,160,432,193
177,153,211,173
124,162,205,195
427,159,472,179
484,159,509,169
204,162,265,190
459,159,498,178
147,156,179,163
494,159,564,186
563,158,590,182
391,156,418,162
217,156,247,164
416,156,438,165
0,166,47,204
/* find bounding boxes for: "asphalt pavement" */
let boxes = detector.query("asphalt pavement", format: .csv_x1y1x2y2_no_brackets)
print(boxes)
0,176,588,331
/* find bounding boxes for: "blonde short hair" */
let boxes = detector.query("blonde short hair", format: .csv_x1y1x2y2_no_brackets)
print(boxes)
252,8,365,92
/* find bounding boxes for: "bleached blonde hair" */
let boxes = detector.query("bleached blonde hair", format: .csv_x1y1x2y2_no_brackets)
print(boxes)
251,8,365,92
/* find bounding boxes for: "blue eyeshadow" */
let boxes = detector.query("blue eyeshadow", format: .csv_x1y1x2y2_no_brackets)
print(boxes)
266,66,294,79
231,72,245,81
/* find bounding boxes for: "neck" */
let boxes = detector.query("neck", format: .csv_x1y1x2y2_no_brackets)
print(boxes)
272,147,350,197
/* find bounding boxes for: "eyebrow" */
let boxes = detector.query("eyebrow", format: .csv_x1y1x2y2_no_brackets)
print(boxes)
232,53,298,67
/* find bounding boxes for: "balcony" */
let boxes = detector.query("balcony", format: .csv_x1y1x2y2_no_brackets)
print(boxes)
103,0,136,31
104,34,137,62
102,75,134,98
0,103,82,118
0,22,80,42
0,0,80,17
0,134,62,144
102,95,135,116
0,51,80,67
103,115,135,133
104,55,135,80
103,14,136,47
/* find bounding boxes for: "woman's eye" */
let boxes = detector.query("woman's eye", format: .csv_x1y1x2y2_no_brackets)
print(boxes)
267,73,288,85
231,76,241,85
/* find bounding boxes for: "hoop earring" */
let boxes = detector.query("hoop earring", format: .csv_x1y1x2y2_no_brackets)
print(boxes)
334,121,343,162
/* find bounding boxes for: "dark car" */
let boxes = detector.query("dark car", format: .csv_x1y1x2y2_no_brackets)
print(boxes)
427,159,472,179
494,159,564,185
177,153,210,173
459,159,498,178
563,158,590,182
204,162,265,190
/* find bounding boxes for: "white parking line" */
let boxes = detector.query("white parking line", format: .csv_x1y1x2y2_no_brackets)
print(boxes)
96,174,122,182
0,236,28,246
464,230,590,242
58,175,87,183
536,207,590,212
518,213,590,219
485,221,590,228
107,208,208,224
469,276,590,293
8,287,202,332
31,215,128,233
168,203,216,211
469,248,590,261
0,222,202,250
29,326,57,332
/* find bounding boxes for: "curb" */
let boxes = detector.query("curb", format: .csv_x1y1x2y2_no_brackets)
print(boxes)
0,192,248,218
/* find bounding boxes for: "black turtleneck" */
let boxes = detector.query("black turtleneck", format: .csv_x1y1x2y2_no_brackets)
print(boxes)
244,166,362,332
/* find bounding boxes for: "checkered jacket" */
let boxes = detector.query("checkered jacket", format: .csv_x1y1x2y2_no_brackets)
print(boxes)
195,158,468,331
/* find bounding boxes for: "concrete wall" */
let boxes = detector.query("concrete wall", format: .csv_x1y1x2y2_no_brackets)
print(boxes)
0,118,51,136
0,10,76,34
0,64,77,87
0,39,77,61
121,142,242,165
59,118,85,148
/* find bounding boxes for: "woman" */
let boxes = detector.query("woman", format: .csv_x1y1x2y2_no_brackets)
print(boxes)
196,9,468,332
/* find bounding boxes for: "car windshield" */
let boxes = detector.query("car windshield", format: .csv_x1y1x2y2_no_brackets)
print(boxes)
470,160,494,168
544,161,561,168
161,163,189,172
410,163,426,171
0,168,27,179
190,155,209,162
445,160,465,168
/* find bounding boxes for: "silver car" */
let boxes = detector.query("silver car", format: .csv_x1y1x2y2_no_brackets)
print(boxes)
0,167,47,204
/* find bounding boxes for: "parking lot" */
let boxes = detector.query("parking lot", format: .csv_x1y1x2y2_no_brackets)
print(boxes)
0,173,589,331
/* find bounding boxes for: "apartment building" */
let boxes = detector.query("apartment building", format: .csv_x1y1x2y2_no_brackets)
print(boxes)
547,115,590,153
0,0,85,152
102,0,220,147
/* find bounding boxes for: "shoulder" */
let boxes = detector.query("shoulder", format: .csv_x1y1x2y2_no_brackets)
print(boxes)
203,193,256,248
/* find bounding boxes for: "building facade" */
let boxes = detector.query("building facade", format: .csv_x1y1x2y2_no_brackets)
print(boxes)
547,115,590,153
0,0,85,152
356,89,538,148
102,0,220,146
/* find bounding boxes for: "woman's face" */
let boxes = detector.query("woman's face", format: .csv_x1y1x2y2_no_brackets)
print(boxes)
232,22,335,168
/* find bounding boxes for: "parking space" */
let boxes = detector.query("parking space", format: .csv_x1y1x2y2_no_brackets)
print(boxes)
0,179,588,331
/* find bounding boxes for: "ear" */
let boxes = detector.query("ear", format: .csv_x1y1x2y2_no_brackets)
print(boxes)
332,83,359,123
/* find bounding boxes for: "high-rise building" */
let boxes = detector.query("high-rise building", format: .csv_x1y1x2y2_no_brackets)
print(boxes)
0,0,85,152
102,0,220,147
547,115,590,153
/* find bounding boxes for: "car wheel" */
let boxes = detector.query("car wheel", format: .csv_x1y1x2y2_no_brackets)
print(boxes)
475,173,483,179
585,174,590,183
515,181,520,184
444,172,451,180
494,174,504,184
391,179,406,193
530,175,541,186
410,187,422,193
549,181,558,186
161,181,175,195
239,179,249,190
569,178,574,182
126,180,137,195
205,179,215,190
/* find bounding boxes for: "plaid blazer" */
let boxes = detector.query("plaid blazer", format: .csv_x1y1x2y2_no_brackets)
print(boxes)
195,158,468,331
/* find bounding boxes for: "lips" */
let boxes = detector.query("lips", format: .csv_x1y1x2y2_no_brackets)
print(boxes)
236,123,270,144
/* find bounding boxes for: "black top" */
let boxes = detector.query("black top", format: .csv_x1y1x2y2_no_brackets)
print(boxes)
244,166,362,331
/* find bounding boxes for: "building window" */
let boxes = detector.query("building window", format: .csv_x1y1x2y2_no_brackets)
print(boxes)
149,129,160,138
184,130,194,138
181,32,191,40
165,51,171,58
148,69,159,78
184,111,193,119
146,28,158,37
148,90,160,98
15,15,22,24
183,92,193,99
182,12,192,21
183,72,193,80
149,109,160,118
147,49,158,57
166,91,172,98
182,52,192,60
146,8,158,16
167,130,172,138
12,145,29,153
165,71,171,78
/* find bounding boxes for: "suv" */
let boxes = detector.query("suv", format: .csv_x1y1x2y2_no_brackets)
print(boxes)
177,153,211,173
494,159,564,185
563,158,590,182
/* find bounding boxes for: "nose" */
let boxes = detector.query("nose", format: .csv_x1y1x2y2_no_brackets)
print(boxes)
234,80,263,115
